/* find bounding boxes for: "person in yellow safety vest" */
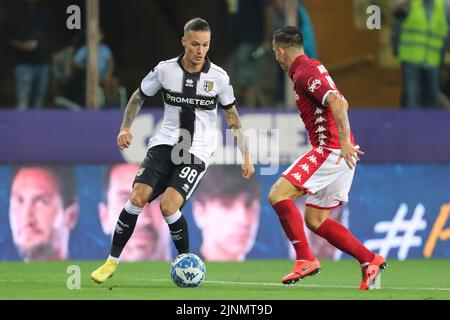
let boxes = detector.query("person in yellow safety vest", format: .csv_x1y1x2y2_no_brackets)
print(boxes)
391,0,449,109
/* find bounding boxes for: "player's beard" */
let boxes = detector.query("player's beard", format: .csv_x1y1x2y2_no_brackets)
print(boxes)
120,225,158,261
20,242,55,261
19,228,66,261
201,238,247,261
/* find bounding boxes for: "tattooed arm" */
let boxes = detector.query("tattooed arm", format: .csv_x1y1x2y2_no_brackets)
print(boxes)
117,89,146,150
327,92,364,169
223,105,255,179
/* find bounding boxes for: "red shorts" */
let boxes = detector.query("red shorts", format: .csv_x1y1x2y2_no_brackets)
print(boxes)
282,147,355,209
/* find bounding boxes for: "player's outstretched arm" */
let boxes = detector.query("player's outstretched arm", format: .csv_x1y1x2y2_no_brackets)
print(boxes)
327,92,364,169
223,105,255,179
117,89,146,150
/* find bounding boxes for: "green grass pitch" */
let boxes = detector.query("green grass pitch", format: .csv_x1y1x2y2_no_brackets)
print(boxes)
0,260,449,300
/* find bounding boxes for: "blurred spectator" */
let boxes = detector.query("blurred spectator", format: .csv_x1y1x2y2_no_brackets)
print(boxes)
227,0,277,108
98,164,171,261
52,43,75,97
273,0,317,58
6,0,54,110
52,32,85,110
9,166,78,261
391,0,449,109
192,166,262,261
52,32,84,104
73,30,122,107
272,0,318,106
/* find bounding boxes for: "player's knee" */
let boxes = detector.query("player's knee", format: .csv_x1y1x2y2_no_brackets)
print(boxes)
305,219,317,231
159,199,179,217
268,186,291,206
129,184,152,208
305,215,324,231
129,191,148,208
129,196,146,208
268,189,279,206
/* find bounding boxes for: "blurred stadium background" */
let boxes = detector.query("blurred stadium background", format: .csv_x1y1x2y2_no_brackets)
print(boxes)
0,0,449,298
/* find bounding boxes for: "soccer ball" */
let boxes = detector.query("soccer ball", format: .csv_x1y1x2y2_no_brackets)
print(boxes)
170,253,206,288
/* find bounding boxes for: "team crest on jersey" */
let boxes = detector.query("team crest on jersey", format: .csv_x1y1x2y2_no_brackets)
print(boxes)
203,80,214,92
136,168,145,177
307,78,321,93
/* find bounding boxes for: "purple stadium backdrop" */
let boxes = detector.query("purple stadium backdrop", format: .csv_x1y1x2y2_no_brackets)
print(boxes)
0,110,449,261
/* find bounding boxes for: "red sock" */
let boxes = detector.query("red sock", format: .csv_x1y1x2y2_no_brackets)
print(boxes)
273,199,315,261
313,218,374,264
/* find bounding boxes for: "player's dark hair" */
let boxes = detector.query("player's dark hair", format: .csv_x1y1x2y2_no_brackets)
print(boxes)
184,17,210,35
11,165,77,209
194,166,262,207
273,26,304,48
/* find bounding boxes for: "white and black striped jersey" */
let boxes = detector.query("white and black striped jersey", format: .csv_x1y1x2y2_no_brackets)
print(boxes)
139,55,236,165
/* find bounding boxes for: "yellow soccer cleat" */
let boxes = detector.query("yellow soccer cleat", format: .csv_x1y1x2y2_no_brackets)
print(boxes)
91,258,118,284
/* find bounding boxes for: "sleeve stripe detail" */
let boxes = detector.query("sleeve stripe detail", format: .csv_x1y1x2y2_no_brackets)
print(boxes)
219,100,236,110
139,86,151,98
322,90,339,106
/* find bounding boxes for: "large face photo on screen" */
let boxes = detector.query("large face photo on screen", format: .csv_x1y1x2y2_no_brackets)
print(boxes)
98,163,171,261
8,166,78,261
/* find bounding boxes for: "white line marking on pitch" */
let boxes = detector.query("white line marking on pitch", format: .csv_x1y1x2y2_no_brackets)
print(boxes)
1,278,450,292
137,278,450,292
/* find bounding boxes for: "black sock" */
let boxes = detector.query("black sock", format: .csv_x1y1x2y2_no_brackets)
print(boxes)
168,215,190,254
110,208,138,258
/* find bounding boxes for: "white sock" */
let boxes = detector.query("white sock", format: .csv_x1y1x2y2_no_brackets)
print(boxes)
164,210,182,225
124,200,143,215
108,255,120,263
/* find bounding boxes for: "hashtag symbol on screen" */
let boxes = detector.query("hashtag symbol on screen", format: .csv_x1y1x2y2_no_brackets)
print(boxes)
364,203,427,260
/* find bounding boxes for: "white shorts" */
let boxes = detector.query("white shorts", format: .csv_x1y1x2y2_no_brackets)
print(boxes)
282,147,355,209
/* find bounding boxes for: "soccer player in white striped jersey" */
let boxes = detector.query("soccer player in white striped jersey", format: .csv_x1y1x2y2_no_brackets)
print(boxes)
92,18,254,284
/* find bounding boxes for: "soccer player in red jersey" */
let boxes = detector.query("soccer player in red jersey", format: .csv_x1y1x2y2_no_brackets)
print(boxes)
269,26,387,290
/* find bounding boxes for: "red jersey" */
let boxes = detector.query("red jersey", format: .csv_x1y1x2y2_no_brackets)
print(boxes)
288,54,355,149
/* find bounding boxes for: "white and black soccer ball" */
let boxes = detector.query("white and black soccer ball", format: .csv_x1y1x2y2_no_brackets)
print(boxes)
170,253,206,288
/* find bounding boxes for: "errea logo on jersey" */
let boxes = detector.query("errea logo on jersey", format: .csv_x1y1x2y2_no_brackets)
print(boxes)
182,183,190,193
185,78,194,87
308,78,321,93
